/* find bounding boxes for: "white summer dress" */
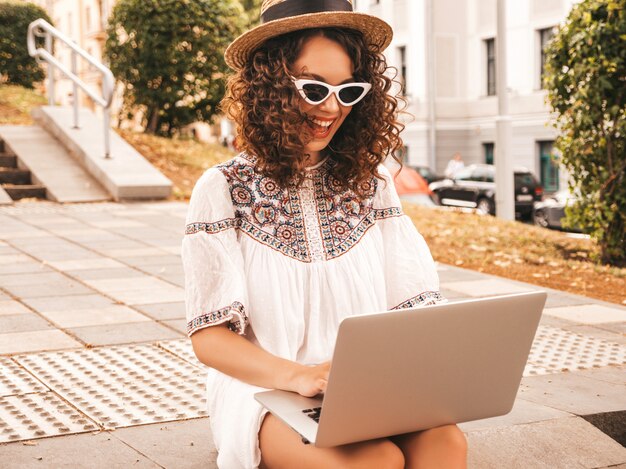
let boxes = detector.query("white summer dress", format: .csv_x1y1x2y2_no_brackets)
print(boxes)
182,152,444,469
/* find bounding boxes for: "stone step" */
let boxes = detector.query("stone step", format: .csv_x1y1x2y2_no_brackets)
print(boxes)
0,168,31,184
0,154,17,168
2,184,46,200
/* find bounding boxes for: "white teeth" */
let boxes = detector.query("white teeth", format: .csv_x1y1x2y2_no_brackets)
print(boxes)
312,119,334,128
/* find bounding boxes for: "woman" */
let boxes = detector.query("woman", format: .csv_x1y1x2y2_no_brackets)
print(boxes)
183,1,468,467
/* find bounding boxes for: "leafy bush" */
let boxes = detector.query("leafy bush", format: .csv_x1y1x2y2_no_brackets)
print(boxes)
0,1,53,88
544,0,625,266
105,0,246,136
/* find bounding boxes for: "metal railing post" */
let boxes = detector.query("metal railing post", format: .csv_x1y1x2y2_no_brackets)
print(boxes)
104,108,111,158
28,18,114,158
71,50,79,129
45,34,55,106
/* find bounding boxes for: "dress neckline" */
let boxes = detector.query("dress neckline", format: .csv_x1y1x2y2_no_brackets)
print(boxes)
304,155,330,171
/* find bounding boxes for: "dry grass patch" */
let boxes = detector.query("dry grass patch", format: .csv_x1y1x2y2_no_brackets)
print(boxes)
404,203,625,306
118,129,234,199
0,84,46,125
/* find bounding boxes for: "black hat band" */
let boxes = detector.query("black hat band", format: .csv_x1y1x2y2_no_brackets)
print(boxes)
261,0,353,24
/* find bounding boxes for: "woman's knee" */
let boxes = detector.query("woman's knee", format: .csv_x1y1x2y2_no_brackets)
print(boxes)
429,424,468,454
342,439,405,469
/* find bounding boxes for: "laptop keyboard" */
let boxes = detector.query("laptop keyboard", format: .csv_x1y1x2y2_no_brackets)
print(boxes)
302,407,322,423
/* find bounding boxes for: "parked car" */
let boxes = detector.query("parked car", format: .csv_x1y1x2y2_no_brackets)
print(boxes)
408,165,444,185
533,190,581,232
393,165,436,207
429,164,543,218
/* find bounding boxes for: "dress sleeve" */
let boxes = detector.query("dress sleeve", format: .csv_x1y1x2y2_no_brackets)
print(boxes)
375,165,446,309
182,168,249,337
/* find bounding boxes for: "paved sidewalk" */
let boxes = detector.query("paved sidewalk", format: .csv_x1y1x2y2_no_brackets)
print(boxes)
0,201,624,468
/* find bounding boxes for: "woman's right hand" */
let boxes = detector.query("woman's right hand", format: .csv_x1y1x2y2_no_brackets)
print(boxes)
290,362,331,397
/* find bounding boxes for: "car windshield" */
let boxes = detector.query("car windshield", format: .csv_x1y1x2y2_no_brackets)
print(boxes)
514,173,536,186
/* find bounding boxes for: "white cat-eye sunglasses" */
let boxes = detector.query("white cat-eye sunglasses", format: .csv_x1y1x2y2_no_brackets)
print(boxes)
290,76,372,107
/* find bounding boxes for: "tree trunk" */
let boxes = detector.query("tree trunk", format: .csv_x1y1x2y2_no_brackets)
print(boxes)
146,107,160,134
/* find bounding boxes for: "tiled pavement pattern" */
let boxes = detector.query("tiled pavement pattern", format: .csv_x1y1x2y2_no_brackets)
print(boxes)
0,201,624,468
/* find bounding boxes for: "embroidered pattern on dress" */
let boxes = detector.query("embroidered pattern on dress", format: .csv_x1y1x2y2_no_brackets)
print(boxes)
187,301,248,335
185,155,402,262
392,291,445,309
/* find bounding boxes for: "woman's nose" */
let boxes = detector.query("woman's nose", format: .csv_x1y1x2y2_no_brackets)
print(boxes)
319,92,341,113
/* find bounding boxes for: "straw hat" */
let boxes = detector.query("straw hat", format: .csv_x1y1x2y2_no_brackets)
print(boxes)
224,0,393,71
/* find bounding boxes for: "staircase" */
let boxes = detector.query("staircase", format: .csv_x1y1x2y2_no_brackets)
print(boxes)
0,138,46,201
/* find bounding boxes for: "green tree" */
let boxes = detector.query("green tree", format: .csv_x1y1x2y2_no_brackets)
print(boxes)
105,0,246,136
544,0,626,266
0,1,53,88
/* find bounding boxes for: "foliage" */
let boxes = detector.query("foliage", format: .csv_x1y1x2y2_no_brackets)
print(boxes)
240,0,262,28
105,0,246,136
0,83,46,124
544,0,626,266
0,1,53,88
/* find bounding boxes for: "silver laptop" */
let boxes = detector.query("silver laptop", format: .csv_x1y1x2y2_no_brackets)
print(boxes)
255,291,546,447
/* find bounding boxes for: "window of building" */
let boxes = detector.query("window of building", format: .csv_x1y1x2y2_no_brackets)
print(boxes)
67,12,73,37
538,27,555,89
539,140,559,192
485,38,496,96
398,46,407,96
483,142,494,165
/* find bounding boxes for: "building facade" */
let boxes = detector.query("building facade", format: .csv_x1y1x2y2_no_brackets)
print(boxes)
355,0,575,193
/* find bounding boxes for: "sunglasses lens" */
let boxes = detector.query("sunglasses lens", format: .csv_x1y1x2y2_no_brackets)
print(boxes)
338,85,366,105
302,83,330,103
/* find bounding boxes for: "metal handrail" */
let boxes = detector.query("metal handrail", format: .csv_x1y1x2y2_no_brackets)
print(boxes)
27,18,115,158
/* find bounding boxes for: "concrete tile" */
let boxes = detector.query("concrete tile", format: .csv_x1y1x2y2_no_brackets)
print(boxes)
567,365,626,386
0,300,32,316
110,286,185,305
46,258,126,271
459,398,572,432
134,302,185,320
0,330,81,354
565,324,626,345
111,418,217,469
519,371,626,415
68,267,146,281
0,313,54,333
162,318,187,334
0,262,52,275
595,322,626,337
160,245,182,255
68,321,182,346
441,279,535,297
0,254,33,265
467,417,626,469
439,288,472,301
137,263,183,277
538,314,577,328
40,306,151,328
118,255,181,267
0,431,161,469
22,294,114,313
544,304,626,325
1,274,94,299
20,247,102,262
437,267,487,283
544,291,594,308
158,274,184,288
89,219,147,228
0,272,69,287
83,276,176,293
104,247,167,257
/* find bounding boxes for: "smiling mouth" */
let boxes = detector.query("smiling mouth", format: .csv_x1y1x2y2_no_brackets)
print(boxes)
307,118,336,139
